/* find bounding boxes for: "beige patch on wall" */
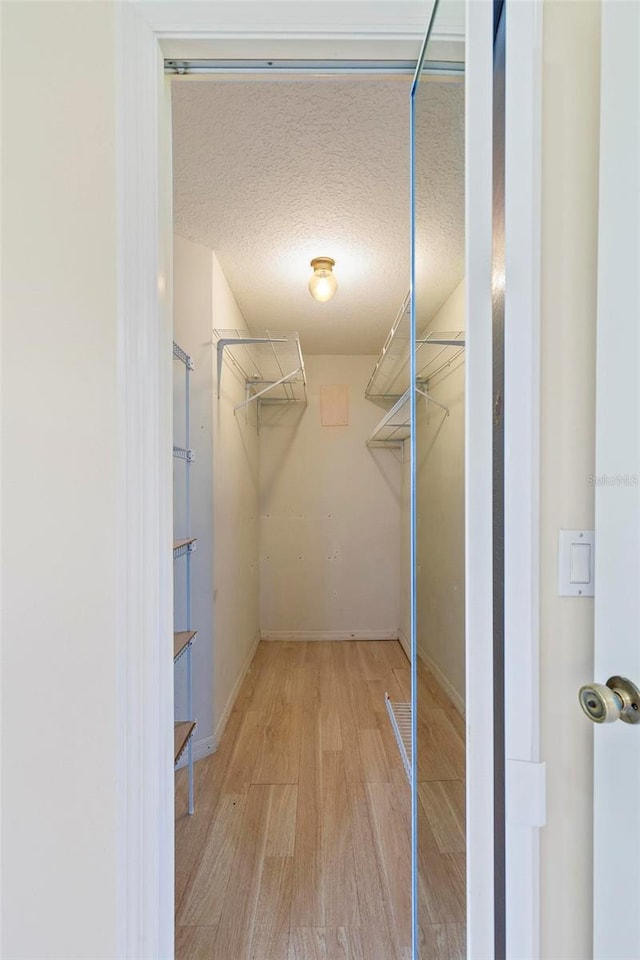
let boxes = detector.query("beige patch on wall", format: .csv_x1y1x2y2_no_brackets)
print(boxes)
320,384,349,426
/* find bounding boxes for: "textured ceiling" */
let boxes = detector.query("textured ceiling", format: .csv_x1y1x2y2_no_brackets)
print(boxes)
172,77,464,355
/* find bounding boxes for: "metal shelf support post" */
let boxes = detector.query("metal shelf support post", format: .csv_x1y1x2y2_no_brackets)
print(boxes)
184,352,194,815
173,342,196,816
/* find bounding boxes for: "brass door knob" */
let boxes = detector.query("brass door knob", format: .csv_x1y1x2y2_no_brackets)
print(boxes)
579,676,640,725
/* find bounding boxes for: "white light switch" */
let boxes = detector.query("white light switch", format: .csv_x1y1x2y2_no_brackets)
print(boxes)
570,542,591,583
558,530,595,596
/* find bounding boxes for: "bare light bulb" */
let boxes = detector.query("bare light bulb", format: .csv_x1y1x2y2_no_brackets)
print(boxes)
308,256,337,303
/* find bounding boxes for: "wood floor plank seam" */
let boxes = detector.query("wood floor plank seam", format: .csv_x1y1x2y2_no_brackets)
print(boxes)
176,793,248,928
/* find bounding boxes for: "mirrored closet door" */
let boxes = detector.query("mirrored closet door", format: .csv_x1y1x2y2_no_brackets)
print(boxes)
410,2,467,956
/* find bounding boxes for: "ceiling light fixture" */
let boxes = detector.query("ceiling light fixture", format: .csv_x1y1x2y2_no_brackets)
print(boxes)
308,256,337,303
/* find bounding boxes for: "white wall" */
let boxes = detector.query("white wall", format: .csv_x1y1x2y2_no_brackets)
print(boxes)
260,356,402,639
539,2,600,957
1,3,119,957
416,281,465,708
211,254,261,738
173,236,215,755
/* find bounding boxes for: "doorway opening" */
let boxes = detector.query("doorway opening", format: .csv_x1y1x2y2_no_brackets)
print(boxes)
170,54,465,960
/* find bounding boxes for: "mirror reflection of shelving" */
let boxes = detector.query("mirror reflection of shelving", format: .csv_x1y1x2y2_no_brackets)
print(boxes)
413,2,467,953
365,290,464,448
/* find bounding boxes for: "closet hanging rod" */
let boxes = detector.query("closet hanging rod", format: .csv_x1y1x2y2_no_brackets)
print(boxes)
165,59,465,78
416,335,466,347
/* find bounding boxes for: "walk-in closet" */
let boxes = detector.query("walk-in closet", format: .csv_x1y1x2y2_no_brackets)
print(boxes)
171,13,466,958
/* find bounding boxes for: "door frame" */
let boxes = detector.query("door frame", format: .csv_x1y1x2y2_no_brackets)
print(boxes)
502,4,545,959
116,1,543,956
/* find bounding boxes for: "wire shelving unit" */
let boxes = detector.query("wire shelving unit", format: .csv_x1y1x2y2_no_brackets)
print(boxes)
370,290,464,777
173,341,197,815
213,329,307,423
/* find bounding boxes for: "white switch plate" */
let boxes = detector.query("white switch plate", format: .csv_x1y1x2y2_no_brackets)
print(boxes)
558,530,595,596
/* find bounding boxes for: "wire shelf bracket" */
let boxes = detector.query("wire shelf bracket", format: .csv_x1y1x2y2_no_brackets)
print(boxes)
216,336,286,398
385,694,412,783
173,446,195,462
173,341,194,370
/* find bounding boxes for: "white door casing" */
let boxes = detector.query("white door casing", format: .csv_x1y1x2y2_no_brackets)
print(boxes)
117,2,541,956
592,4,640,958
464,1,496,956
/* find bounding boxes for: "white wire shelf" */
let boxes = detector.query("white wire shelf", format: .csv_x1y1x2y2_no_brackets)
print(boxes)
213,329,307,411
385,694,411,783
366,292,411,400
367,384,449,448
365,290,465,400
368,390,411,447
416,330,466,385
173,537,197,559
174,630,197,663
174,720,196,765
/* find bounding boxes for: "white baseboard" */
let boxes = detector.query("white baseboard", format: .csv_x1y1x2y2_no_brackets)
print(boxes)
398,628,411,662
260,629,399,642
175,630,260,769
213,630,261,746
418,646,465,717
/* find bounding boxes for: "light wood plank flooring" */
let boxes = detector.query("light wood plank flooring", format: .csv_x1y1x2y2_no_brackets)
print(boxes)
175,640,465,960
